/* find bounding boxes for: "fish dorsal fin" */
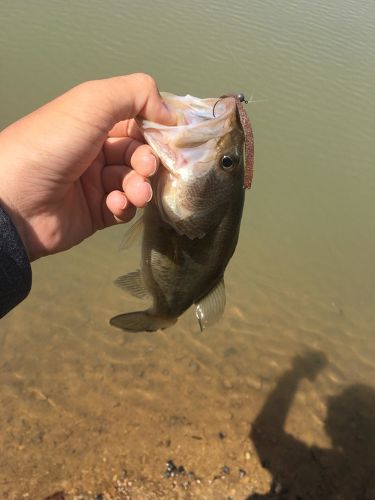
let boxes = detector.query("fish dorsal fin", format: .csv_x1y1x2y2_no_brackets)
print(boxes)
119,213,144,250
195,278,226,332
114,270,150,299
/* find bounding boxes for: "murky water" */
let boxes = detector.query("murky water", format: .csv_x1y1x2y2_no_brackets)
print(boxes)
1,0,374,498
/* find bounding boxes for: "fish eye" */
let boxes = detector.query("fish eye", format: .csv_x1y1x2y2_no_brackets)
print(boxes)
221,155,235,170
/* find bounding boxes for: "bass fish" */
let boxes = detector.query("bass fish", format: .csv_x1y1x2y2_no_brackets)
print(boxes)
110,92,254,332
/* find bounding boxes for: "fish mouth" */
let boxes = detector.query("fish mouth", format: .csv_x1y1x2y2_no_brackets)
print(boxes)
134,117,179,175
140,129,181,176
136,93,238,175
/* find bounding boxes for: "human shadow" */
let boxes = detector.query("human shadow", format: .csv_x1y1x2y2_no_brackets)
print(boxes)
248,350,375,499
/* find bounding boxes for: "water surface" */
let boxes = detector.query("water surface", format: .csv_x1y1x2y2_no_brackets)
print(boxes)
1,0,374,497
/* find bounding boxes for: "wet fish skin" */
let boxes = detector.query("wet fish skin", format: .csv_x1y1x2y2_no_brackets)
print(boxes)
110,93,251,332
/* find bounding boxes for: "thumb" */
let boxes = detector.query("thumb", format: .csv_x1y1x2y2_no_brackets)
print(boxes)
67,73,176,131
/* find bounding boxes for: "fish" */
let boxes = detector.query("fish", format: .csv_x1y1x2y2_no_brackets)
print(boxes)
110,92,254,332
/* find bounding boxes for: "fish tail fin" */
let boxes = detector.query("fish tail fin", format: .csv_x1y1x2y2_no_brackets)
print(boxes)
110,310,176,332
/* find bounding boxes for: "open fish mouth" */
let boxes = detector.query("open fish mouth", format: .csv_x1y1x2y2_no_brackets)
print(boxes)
137,92,254,189
137,93,239,176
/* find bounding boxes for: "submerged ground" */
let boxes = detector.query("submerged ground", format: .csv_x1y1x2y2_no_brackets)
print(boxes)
1,235,375,498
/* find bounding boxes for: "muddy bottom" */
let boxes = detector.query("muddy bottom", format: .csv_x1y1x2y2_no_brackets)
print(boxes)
2,315,375,500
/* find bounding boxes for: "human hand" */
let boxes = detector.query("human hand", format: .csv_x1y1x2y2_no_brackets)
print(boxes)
0,73,175,261
291,350,328,381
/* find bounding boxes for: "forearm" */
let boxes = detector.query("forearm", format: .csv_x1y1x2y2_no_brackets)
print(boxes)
0,204,32,318
251,352,326,450
252,371,300,438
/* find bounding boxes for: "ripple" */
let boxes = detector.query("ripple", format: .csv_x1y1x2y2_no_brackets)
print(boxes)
1,0,375,496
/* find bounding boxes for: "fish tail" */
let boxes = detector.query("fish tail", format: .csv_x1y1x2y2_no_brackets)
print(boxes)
110,310,177,332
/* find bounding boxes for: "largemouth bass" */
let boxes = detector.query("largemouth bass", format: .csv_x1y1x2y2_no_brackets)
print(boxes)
110,92,254,332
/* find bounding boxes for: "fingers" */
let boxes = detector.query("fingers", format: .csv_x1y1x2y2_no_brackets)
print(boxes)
102,165,153,207
123,170,153,207
102,138,158,226
105,191,137,224
107,118,142,140
70,73,176,132
103,73,176,126
104,136,138,165
104,139,158,177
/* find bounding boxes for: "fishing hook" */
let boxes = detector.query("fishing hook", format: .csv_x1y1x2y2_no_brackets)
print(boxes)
212,93,248,117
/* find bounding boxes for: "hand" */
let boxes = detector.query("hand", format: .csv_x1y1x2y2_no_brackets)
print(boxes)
0,73,175,261
291,350,328,381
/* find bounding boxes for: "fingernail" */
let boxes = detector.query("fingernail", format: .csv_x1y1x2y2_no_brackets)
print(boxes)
145,183,153,202
149,155,157,176
121,195,128,210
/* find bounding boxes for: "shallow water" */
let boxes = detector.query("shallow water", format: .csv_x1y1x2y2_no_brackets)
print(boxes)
1,0,375,498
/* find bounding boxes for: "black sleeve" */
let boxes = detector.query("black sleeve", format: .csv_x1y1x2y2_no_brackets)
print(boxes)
0,204,32,318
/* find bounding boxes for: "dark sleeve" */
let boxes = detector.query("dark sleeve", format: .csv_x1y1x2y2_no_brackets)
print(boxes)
0,204,32,318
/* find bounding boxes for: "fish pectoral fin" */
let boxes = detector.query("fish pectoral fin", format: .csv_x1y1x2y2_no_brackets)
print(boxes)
114,270,149,299
119,212,144,250
110,311,177,332
195,278,226,332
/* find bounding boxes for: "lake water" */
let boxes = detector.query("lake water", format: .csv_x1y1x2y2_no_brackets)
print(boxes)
1,0,374,498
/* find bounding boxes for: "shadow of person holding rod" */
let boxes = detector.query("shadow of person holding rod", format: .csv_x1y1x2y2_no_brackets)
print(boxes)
248,350,375,499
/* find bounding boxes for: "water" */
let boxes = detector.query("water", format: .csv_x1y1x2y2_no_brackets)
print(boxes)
1,0,374,497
